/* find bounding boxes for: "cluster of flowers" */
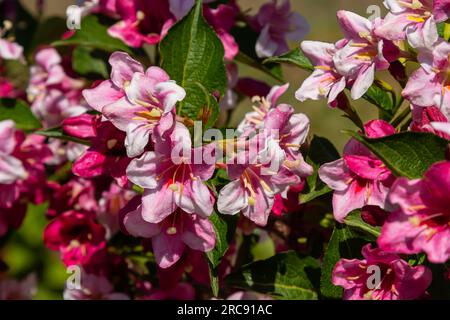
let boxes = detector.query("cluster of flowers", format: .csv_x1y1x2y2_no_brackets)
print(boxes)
295,1,450,299
0,0,449,300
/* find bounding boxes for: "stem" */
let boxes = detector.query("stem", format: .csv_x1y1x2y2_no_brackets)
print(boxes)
390,105,411,128
236,52,284,83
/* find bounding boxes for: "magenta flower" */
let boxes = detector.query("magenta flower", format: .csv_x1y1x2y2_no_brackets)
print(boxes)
319,120,396,222
332,244,432,300
0,37,23,61
126,123,215,223
64,270,129,300
410,105,450,139
123,196,216,269
44,210,107,268
375,0,449,46
378,161,450,263
332,11,398,100
106,0,175,48
295,41,347,105
403,38,450,118
68,115,132,187
84,51,186,157
251,0,310,58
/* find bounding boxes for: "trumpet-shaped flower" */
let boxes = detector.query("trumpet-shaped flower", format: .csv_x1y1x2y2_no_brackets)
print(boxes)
332,244,432,300
319,120,396,222
378,161,450,263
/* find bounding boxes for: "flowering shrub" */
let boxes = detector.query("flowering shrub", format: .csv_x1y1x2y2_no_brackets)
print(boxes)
0,0,449,300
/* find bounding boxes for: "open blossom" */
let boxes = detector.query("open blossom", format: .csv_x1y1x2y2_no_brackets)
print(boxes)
332,11,399,100
403,37,450,118
319,120,396,222
64,270,129,300
83,51,185,157
44,210,107,268
251,0,310,58
332,244,432,300
126,123,215,223
0,274,37,300
378,161,450,263
375,0,450,47
27,47,88,128
67,115,132,187
123,196,215,268
295,41,346,105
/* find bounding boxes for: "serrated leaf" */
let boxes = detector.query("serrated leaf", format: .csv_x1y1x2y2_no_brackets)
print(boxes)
320,224,375,299
0,99,41,131
160,0,227,128
263,48,314,71
53,15,131,53
72,47,109,78
226,251,320,300
346,131,448,179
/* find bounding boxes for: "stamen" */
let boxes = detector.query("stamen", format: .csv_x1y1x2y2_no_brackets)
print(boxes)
166,227,177,235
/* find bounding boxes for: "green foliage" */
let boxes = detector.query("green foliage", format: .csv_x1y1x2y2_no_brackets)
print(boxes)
347,131,449,179
226,251,321,300
0,99,41,131
72,47,109,78
263,48,313,71
53,15,131,53
160,0,227,129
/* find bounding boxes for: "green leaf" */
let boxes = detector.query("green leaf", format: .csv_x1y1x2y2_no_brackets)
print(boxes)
300,136,339,204
2,59,29,90
160,0,227,128
226,251,321,300
363,82,395,116
206,211,237,297
235,51,284,82
263,48,314,71
30,17,67,52
72,47,109,78
320,224,375,299
346,131,448,179
0,99,41,131
206,212,237,269
53,15,131,53
344,210,381,238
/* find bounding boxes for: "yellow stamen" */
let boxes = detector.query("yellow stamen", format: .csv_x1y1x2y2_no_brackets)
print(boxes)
166,227,177,235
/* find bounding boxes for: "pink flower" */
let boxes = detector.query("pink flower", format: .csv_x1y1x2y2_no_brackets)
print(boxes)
0,120,51,216
271,182,305,216
27,47,87,128
84,51,186,157
403,38,450,118
332,244,432,300
69,116,132,187
106,0,175,48
410,105,450,139
251,0,310,58
0,38,23,61
44,210,107,268
332,11,398,100
375,0,449,47
126,123,215,223
378,161,450,263
123,196,216,269
64,270,129,300
97,182,135,239
295,41,347,105
0,274,37,300
319,120,396,222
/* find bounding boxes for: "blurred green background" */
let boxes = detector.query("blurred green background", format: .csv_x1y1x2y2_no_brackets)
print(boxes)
4,0,388,299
